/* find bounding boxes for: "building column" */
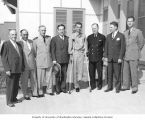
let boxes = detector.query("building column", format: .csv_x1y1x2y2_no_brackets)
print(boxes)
119,0,128,32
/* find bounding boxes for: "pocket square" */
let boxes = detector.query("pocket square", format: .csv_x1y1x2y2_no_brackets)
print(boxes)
116,38,120,41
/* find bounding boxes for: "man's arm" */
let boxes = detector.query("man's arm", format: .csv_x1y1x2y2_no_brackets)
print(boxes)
119,34,126,60
137,30,145,50
1,43,11,72
50,37,56,63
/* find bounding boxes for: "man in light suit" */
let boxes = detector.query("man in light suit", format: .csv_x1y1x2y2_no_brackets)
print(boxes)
33,25,53,96
19,29,38,100
122,16,145,94
1,29,24,107
50,24,69,94
103,21,126,93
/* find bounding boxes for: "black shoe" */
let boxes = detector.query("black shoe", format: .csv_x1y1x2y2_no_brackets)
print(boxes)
32,95,39,97
120,88,130,91
13,99,22,103
8,103,15,107
76,88,80,92
24,97,31,100
104,89,113,92
116,90,120,93
56,92,60,95
49,93,54,96
39,94,44,97
131,90,138,94
97,85,102,90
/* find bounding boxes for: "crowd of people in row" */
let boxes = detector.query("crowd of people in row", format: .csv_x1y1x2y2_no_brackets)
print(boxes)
0,16,144,107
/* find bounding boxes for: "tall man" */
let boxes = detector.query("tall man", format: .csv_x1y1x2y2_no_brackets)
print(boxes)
33,25,53,96
122,16,145,94
87,23,106,90
1,29,25,107
103,21,125,93
19,29,38,100
50,24,69,94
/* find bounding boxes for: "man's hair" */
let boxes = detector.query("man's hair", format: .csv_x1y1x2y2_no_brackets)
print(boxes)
57,24,65,29
39,25,46,30
20,29,28,34
9,29,16,34
75,22,82,27
91,23,99,28
110,21,118,28
127,16,135,21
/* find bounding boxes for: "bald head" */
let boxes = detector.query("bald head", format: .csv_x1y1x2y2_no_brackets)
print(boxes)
20,29,29,41
9,29,17,42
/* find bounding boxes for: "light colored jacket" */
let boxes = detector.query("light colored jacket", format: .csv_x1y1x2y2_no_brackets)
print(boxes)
124,27,145,60
19,39,36,70
33,35,53,68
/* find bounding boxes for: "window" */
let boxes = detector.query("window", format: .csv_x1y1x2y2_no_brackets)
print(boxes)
103,7,108,22
118,3,120,19
127,0,134,17
54,7,85,36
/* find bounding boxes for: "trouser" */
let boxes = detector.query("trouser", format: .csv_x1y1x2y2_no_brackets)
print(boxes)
55,63,68,92
107,62,121,90
6,73,21,105
37,67,51,95
122,60,138,91
21,69,38,97
89,60,103,89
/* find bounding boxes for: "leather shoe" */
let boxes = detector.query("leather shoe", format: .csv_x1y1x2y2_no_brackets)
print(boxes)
8,103,15,107
131,90,138,94
120,88,129,91
24,97,31,100
14,99,22,103
97,85,102,90
76,88,80,92
116,90,120,93
104,89,113,92
39,94,44,97
49,93,54,96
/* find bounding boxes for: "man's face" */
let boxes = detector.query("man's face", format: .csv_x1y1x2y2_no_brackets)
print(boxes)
57,26,65,36
75,24,82,33
9,30,17,42
39,26,46,37
127,18,134,28
92,24,99,34
109,24,117,33
21,30,28,41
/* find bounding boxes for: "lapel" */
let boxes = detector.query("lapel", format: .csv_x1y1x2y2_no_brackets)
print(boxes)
9,41,20,57
56,35,64,49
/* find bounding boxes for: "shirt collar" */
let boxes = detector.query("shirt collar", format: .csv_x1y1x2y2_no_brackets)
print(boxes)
112,30,118,38
59,35,64,40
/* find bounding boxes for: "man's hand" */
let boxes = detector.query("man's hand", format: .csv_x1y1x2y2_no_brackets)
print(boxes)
6,71,11,76
102,57,108,62
118,59,122,63
53,61,57,64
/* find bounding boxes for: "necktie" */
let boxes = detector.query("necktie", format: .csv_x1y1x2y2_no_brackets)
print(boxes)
112,33,114,39
128,29,131,36
15,42,20,55
43,36,46,43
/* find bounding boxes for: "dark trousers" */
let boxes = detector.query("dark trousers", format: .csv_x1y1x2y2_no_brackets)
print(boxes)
6,73,21,105
107,61,121,90
56,63,68,92
89,60,103,89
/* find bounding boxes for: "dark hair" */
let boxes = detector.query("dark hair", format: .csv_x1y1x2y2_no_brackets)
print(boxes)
91,23,99,28
110,21,118,28
57,24,65,30
127,16,135,21
20,29,28,34
75,22,82,27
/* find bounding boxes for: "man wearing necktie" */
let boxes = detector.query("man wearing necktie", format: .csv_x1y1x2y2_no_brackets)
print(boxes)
122,16,145,94
87,23,106,90
103,21,125,93
19,29,38,100
50,24,69,94
33,25,53,96
1,29,25,107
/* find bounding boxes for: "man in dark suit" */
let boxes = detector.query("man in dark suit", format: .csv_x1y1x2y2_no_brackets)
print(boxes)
1,29,25,107
50,24,69,94
87,23,106,90
103,21,125,93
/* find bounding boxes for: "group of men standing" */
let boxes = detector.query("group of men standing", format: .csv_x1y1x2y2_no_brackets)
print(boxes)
0,16,144,107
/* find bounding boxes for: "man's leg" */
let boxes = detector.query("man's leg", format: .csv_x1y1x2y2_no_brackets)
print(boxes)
89,62,96,90
96,60,103,89
130,60,138,93
122,60,131,89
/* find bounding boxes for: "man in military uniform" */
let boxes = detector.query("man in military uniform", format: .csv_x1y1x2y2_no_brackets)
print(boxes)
87,23,106,90
33,25,53,96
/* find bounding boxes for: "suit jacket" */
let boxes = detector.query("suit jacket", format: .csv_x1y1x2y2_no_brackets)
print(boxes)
50,35,69,64
124,27,145,60
87,33,106,62
1,40,25,73
33,35,53,68
103,31,126,62
19,39,36,70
